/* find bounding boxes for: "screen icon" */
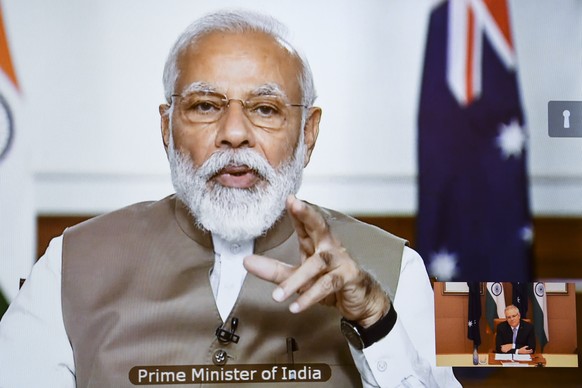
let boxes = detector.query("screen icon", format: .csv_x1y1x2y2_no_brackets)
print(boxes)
548,101,582,137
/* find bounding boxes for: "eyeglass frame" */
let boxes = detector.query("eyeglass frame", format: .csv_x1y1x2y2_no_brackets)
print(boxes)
170,90,308,130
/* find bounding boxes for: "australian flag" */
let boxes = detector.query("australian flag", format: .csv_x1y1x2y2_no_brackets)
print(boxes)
467,282,481,347
417,0,532,281
512,281,529,317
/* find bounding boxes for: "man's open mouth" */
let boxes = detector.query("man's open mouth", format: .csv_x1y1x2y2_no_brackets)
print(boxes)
212,165,261,188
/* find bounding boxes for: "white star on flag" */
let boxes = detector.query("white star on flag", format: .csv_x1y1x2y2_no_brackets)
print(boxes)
429,249,458,281
520,225,533,243
468,320,473,327
496,119,526,159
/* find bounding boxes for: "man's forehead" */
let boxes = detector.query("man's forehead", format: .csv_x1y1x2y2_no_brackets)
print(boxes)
174,30,302,99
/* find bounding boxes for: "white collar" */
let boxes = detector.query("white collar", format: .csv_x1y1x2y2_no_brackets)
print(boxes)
211,234,254,257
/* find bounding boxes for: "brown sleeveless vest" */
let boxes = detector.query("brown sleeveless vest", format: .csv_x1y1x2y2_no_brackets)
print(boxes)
62,195,405,387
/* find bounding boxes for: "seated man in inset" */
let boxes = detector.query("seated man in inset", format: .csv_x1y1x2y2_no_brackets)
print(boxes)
496,304,536,354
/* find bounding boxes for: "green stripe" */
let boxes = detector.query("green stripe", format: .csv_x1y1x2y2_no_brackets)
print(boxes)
0,290,9,320
532,302,549,350
530,288,549,351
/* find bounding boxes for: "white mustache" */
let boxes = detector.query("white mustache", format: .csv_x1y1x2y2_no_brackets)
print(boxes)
197,149,276,183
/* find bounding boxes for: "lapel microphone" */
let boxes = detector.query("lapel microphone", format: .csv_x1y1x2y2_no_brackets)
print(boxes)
215,317,240,344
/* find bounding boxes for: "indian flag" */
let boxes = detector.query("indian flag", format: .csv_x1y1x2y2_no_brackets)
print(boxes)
532,282,549,351
486,282,506,331
0,0,35,318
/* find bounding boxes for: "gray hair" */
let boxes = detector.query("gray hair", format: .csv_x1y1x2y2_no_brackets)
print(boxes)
504,305,520,315
162,9,317,108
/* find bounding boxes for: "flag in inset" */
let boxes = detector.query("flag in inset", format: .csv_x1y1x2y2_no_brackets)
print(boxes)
467,282,482,347
531,282,549,351
485,282,506,331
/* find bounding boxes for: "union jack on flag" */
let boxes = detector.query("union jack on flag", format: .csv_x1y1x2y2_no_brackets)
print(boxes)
417,0,532,281
446,0,516,105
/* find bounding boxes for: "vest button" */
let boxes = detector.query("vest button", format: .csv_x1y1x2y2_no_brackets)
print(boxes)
213,349,228,366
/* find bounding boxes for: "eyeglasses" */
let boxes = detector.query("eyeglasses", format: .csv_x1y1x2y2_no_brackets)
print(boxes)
171,91,307,130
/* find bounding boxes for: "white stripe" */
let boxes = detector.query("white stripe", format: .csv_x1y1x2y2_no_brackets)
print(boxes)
486,282,506,319
471,9,484,99
446,0,469,105
534,282,550,341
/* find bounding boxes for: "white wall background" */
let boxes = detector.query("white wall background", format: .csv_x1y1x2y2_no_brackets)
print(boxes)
2,0,581,217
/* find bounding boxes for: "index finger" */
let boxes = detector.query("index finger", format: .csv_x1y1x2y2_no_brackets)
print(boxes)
286,195,335,252
243,254,295,285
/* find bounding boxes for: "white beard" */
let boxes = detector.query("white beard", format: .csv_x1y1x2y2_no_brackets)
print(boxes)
168,135,306,242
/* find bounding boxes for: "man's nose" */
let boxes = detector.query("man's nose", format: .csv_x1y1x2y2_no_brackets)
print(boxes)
215,100,256,149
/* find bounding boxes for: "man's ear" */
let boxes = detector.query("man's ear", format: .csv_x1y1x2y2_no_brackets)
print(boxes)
159,104,171,155
302,107,321,167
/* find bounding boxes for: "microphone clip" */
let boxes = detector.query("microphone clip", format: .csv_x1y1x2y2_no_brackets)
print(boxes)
215,317,240,344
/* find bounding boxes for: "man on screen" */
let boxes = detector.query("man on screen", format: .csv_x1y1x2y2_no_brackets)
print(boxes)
0,10,459,387
496,305,536,354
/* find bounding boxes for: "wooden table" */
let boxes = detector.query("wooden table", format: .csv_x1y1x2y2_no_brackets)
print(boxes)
437,353,577,367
